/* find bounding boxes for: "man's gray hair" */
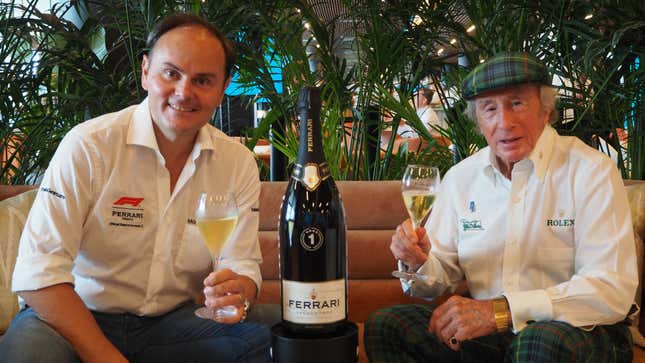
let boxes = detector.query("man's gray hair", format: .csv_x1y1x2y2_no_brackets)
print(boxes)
464,85,558,125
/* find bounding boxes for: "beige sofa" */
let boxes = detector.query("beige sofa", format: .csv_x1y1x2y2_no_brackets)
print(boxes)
1,180,644,362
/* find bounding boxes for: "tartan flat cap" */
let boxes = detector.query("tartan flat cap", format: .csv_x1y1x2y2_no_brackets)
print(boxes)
461,52,551,100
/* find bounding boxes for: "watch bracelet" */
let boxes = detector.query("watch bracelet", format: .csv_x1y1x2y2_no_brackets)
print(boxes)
493,298,510,333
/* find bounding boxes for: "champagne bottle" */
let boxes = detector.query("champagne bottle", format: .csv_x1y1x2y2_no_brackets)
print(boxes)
278,86,347,336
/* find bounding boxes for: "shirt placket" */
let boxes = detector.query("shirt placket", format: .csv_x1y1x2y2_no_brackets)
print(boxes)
142,152,171,313
502,169,529,293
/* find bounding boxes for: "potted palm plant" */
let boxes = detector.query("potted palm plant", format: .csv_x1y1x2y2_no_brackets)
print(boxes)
1,0,643,184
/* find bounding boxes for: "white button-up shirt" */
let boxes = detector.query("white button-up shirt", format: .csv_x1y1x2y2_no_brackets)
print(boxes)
12,98,262,316
411,125,637,332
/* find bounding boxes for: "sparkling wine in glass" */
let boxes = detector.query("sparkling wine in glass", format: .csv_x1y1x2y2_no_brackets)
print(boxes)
194,192,239,320
392,164,440,284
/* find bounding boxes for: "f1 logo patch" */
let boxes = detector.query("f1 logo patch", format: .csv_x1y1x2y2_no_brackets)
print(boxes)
113,197,144,207
110,196,145,228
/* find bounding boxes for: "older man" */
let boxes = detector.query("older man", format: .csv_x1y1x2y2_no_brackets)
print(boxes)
365,52,637,362
0,13,271,363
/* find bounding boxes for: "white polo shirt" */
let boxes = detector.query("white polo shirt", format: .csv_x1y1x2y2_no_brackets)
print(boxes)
411,125,637,332
12,98,262,316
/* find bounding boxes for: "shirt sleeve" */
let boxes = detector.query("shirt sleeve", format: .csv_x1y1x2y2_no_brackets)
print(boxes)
407,169,465,297
12,130,96,293
505,157,637,332
421,107,440,128
218,151,263,293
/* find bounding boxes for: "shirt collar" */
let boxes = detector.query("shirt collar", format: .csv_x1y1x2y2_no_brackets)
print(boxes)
127,97,216,160
127,97,159,150
481,148,503,187
481,123,555,183
190,125,215,161
526,124,555,180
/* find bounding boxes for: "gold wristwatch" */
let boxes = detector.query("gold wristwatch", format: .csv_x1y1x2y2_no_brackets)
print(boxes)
492,297,510,333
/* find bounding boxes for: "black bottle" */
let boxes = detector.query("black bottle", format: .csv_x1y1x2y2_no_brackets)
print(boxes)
278,86,347,337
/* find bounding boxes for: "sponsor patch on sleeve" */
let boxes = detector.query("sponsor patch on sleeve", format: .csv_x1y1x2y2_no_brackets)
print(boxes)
40,187,65,199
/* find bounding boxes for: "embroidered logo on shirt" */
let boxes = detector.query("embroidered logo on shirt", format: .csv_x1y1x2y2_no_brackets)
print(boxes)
546,219,574,227
40,187,65,199
113,197,144,207
460,218,483,231
110,196,144,228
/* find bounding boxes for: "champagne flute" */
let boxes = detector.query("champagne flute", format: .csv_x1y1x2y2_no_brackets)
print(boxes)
194,192,240,320
392,164,440,283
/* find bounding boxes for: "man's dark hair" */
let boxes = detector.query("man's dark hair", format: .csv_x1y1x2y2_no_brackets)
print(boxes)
421,88,434,103
145,13,236,79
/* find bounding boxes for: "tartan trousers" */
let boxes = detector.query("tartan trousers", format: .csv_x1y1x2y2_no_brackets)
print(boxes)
364,304,633,363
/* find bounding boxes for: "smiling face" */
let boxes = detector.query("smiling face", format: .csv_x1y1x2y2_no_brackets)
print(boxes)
474,83,549,177
141,24,231,143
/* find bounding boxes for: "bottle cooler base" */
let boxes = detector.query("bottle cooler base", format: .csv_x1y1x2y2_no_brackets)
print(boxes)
270,322,358,363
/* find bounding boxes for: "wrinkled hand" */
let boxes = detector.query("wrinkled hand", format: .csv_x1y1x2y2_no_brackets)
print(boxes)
390,218,431,271
203,269,253,324
428,295,497,351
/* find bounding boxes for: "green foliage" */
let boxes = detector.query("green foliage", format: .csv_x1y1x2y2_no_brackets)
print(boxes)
1,0,141,183
1,0,644,184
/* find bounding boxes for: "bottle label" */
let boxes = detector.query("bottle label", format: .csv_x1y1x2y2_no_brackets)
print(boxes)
293,163,330,191
282,279,346,324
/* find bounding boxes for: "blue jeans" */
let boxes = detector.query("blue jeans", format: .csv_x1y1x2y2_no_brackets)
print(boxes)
0,303,279,363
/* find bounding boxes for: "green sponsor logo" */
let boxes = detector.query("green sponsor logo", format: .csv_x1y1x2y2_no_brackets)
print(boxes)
546,219,575,227
460,218,483,231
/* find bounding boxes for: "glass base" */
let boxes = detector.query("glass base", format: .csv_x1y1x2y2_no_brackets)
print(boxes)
391,270,428,283
195,305,238,320
393,259,427,283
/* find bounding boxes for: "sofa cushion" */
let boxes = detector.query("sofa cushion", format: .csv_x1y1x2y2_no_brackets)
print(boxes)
0,189,37,333
627,181,645,242
626,181,645,345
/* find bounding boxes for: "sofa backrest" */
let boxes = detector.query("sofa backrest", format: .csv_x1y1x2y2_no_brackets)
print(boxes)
1,180,643,327
0,187,37,333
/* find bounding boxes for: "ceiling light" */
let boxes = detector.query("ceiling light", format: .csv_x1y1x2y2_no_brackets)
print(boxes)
584,14,593,20
479,58,485,63
437,48,444,55
450,38,457,45
467,25,476,33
